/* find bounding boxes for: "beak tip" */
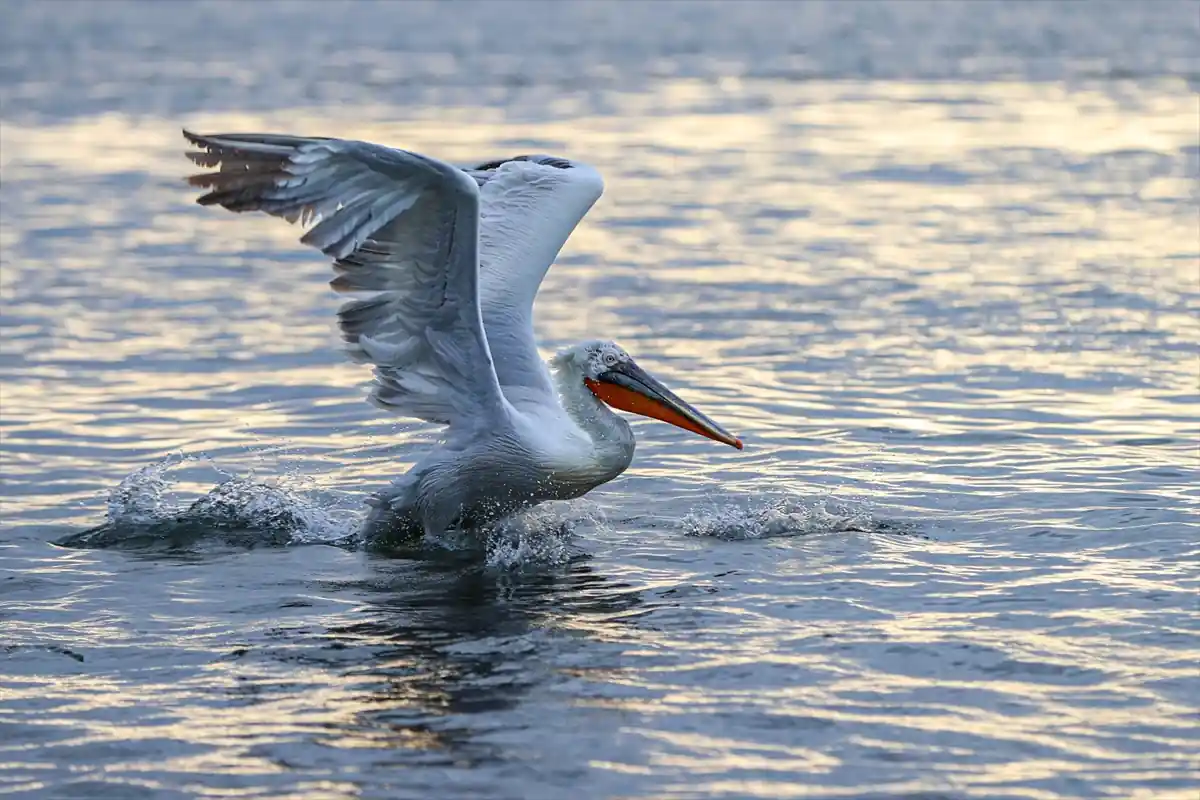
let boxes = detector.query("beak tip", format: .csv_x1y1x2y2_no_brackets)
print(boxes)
733,438,744,450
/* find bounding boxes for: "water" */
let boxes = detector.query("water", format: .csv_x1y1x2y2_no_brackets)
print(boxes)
2,1,1198,797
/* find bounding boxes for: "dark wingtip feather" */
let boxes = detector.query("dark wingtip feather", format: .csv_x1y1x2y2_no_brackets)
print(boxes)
186,151,220,167
182,129,209,147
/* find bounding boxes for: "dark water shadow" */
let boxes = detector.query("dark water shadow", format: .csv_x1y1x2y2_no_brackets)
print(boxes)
248,555,644,771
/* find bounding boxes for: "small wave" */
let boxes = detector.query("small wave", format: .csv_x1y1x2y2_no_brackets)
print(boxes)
483,501,606,569
399,501,604,568
58,456,605,563
57,455,360,550
66,461,899,558
681,495,906,540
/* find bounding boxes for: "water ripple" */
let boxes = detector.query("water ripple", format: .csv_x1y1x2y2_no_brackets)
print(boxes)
3,2,1199,798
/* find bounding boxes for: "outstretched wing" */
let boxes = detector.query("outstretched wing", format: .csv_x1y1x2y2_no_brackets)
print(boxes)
461,155,605,406
183,130,510,430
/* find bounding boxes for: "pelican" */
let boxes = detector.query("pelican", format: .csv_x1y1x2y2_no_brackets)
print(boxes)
183,130,742,544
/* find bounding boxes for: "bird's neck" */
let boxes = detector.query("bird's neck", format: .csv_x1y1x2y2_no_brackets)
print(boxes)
551,364,635,480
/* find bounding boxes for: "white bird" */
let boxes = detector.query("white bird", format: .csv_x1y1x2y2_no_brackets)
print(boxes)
183,129,742,545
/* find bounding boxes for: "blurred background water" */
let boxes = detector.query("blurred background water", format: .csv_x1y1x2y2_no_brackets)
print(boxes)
1,1,1198,798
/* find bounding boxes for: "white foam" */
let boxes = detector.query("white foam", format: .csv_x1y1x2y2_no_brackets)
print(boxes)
484,500,606,568
97,455,360,546
682,495,875,540
94,459,888,556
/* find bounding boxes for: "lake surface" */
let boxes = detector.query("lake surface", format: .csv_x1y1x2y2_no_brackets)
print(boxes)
2,1,1198,798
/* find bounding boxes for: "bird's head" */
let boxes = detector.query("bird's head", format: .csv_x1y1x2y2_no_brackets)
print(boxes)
554,340,743,450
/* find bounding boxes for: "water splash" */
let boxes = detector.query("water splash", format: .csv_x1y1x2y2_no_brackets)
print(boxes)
103,453,217,525
76,461,896,557
58,455,359,550
681,495,880,540
184,478,357,545
62,455,606,561
484,501,606,568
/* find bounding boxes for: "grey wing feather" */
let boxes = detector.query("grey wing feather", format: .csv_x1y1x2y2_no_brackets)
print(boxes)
184,130,509,429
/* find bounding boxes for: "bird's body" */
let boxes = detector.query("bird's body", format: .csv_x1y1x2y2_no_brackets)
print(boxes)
184,130,741,545
361,350,637,542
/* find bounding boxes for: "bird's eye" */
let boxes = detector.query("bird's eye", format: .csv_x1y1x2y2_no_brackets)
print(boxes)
603,352,618,367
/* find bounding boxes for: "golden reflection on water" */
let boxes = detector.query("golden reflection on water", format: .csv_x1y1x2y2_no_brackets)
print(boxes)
17,111,1187,363
2,79,1196,503
1,5,1198,788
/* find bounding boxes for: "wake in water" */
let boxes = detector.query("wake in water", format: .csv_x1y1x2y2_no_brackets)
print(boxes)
55,455,601,565
681,494,918,540
57,457,916,558
56,455,361,551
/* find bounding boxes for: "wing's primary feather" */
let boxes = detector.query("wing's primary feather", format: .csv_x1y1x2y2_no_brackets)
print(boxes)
463,156,605,404
183,130,510,429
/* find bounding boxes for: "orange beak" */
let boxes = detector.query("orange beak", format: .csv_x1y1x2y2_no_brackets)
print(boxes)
584,361,743,450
